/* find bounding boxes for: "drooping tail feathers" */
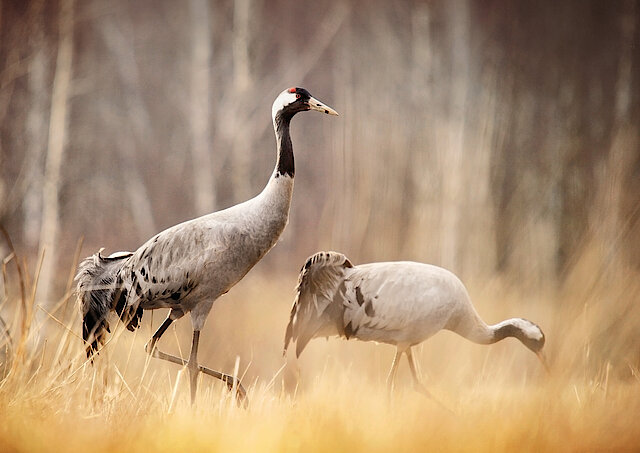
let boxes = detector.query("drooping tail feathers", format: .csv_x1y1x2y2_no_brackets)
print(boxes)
284,251,353,358
75,248,135,358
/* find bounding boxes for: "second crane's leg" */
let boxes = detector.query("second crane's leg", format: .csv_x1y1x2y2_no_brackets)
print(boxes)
187,330,201,405
406,348,454,414
405,348,433,398
387,348,403,395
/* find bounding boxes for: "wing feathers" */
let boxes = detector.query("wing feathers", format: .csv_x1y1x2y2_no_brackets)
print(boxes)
284,251,352,356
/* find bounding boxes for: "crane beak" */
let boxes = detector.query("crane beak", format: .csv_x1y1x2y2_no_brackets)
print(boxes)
536,351,550,374
307,96,339,116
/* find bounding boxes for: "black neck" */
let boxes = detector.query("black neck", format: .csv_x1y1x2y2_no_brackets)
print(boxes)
492,323,521,344
493,319,543,353
274,113,294,177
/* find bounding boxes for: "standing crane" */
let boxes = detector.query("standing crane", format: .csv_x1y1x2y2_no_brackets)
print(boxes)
76,88,338,404
284,251,547,396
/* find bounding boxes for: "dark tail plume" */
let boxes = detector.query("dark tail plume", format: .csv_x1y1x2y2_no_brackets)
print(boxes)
75,249,131,358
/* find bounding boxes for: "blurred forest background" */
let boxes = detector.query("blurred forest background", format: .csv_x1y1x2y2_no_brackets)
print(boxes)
0,0,639,375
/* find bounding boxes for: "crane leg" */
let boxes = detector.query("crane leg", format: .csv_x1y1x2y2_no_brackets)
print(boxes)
144,315,174,355
386,348,403,395
405,348,434,398
187,330,201,405
406,348,454,414
144,315,247,406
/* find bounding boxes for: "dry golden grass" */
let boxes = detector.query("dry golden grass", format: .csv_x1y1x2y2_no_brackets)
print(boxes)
1,245,640,452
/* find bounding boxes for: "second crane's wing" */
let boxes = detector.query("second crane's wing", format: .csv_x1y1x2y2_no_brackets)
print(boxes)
284,252,353,357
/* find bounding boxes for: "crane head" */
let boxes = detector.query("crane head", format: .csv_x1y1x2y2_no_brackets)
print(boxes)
494,318,549,372
512,318,545,353
272,87,339,123
516,319,549,372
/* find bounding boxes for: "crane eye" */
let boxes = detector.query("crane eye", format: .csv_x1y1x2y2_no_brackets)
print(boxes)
296,94,301,99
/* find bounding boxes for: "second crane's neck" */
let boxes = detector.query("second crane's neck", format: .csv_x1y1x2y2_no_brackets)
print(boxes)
274,112,294,178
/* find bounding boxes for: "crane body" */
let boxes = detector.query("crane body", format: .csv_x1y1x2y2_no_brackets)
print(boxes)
284,251,547,394
76,88,338,404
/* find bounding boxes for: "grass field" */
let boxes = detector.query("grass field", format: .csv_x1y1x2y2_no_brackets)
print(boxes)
1,247,639,452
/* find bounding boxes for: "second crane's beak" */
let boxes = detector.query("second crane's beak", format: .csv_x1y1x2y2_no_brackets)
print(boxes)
307,96,339,116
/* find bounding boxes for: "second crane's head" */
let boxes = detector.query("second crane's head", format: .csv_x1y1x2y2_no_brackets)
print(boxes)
272,87,339,125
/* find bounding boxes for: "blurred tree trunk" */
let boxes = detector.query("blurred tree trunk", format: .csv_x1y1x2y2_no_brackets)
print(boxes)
39,0,74,306
596,2,638,273
100,18,156,242
24,0,47,250
439,0,469,271
320,16,358,254
405,3,441,263
190,0,215,215
0,6,35,230
233,0,251,92
230,0,253,201
459,67,498,281
620,3,640,270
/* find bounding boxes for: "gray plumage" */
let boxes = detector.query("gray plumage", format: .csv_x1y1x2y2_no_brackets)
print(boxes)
284,251,547,393
76,87,338,403
77,177,293,350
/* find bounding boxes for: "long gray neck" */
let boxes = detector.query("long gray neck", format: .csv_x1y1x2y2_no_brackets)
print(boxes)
274,113,294,177
456,317,526,345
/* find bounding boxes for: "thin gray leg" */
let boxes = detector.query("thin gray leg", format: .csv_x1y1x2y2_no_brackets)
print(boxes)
188,330,200,405
405,348,433,397
387,348,403,395
144,315,173,355
406,348,454,414
144,315,247,405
